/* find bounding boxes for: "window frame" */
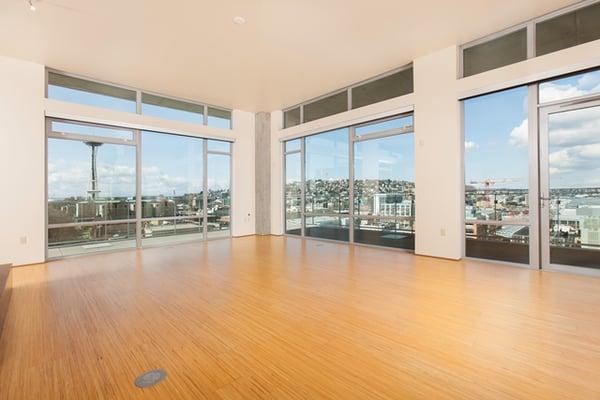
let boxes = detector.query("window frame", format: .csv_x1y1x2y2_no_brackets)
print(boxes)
281,112,416,250
459,0,600,78
282,64,413,128
45,117,233,260
45,68,233,129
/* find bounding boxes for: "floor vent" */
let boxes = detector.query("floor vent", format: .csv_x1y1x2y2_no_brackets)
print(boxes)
134,369,167,388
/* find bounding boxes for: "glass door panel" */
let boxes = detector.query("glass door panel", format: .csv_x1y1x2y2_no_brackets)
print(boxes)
541,102,600,270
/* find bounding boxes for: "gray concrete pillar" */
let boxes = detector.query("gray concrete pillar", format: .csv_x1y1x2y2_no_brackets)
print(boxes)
255,112,271,234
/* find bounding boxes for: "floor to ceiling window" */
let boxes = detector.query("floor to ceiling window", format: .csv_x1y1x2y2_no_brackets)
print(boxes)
141,132,204,245
206,140,232,238
46,118,232,258
305,128,350,241
463,86,530,264
284,139,302,235
283,113,415,249
354,116,415,249
464,69,600,272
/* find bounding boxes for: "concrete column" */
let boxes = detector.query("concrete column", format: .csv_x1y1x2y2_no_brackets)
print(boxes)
255,112,271,234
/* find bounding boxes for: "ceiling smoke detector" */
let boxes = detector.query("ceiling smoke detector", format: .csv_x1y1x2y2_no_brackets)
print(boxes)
28,0,36,11
232,16,246,25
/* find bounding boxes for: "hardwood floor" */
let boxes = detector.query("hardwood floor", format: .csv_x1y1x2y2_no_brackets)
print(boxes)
1,236,600,399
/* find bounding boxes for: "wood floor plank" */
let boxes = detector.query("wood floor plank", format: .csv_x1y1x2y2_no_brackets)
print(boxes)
1,236,600,399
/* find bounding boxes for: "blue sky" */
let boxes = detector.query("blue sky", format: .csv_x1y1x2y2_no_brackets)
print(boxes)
464,86,529,190
47,87,231,199
48,128,230,199
48,70,600,199
465,69,600,190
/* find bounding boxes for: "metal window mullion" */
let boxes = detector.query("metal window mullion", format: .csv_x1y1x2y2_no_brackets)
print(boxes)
136,91,142,114
282,142,287,234
203,139,208,239
228,140,233,237
300,137,306,236
527,21,536,59
300,105,304,124
528,84,540,268
135,130,142,248
206,150,231,156
47,132,135,146
203,105,208,126
48,219,139,229
354,126,414,142
347,88,352,111
465,219,530,227
348,127,355,243
141,215,203,222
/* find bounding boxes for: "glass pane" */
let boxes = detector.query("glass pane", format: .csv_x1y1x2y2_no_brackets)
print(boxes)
464,87,529,222
207,153,231,238
547,105,600,269
463,87,529,263
305,128,349,214
207,140,231,153
465,223,530,264
47,138,136,225
285,152,302,235
142,93,204,124
354,218,414,249
539,69,600,104
536,2,600,57
141,132,203,219
207,107,232,129
354,133,415,249
305,215,349,242
50,120,134,141
463,29,527,77
285,139,301,153
355,115,413,137
47,72,136,113
142,217,203,245
351,67,413,109
47,223,136,258
284,107,301,128
303,91,348,123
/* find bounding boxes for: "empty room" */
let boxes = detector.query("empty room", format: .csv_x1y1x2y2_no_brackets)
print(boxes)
1,0,600,398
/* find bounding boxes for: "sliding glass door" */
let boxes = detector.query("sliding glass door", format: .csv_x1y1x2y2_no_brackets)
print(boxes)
463,68,600,273
353,117,415,249
540,99,600,271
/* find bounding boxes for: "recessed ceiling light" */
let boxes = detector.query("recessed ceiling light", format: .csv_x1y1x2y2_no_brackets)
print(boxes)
232,16,246,25
28,0,36,11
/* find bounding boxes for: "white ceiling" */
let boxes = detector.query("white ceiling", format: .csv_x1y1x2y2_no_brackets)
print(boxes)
0,0,575,112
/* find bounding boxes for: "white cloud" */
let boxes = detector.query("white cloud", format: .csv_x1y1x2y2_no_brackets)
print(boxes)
549,106,600,148
549,143,600,175
540,71,600,103
509,119,528,148
539,83,587,103
578,72,600,90
464,141,478,151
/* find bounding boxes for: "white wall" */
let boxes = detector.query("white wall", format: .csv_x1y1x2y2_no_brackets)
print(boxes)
231,110,256,237
0,56,45,266
271,39,600,260
0,55,256,266
413,46,463,259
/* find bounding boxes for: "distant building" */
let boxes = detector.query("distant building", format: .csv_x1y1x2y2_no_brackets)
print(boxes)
373,193,414,217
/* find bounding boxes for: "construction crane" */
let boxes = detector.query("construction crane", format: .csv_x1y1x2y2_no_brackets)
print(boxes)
469,178,520,220
469,178,517,193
